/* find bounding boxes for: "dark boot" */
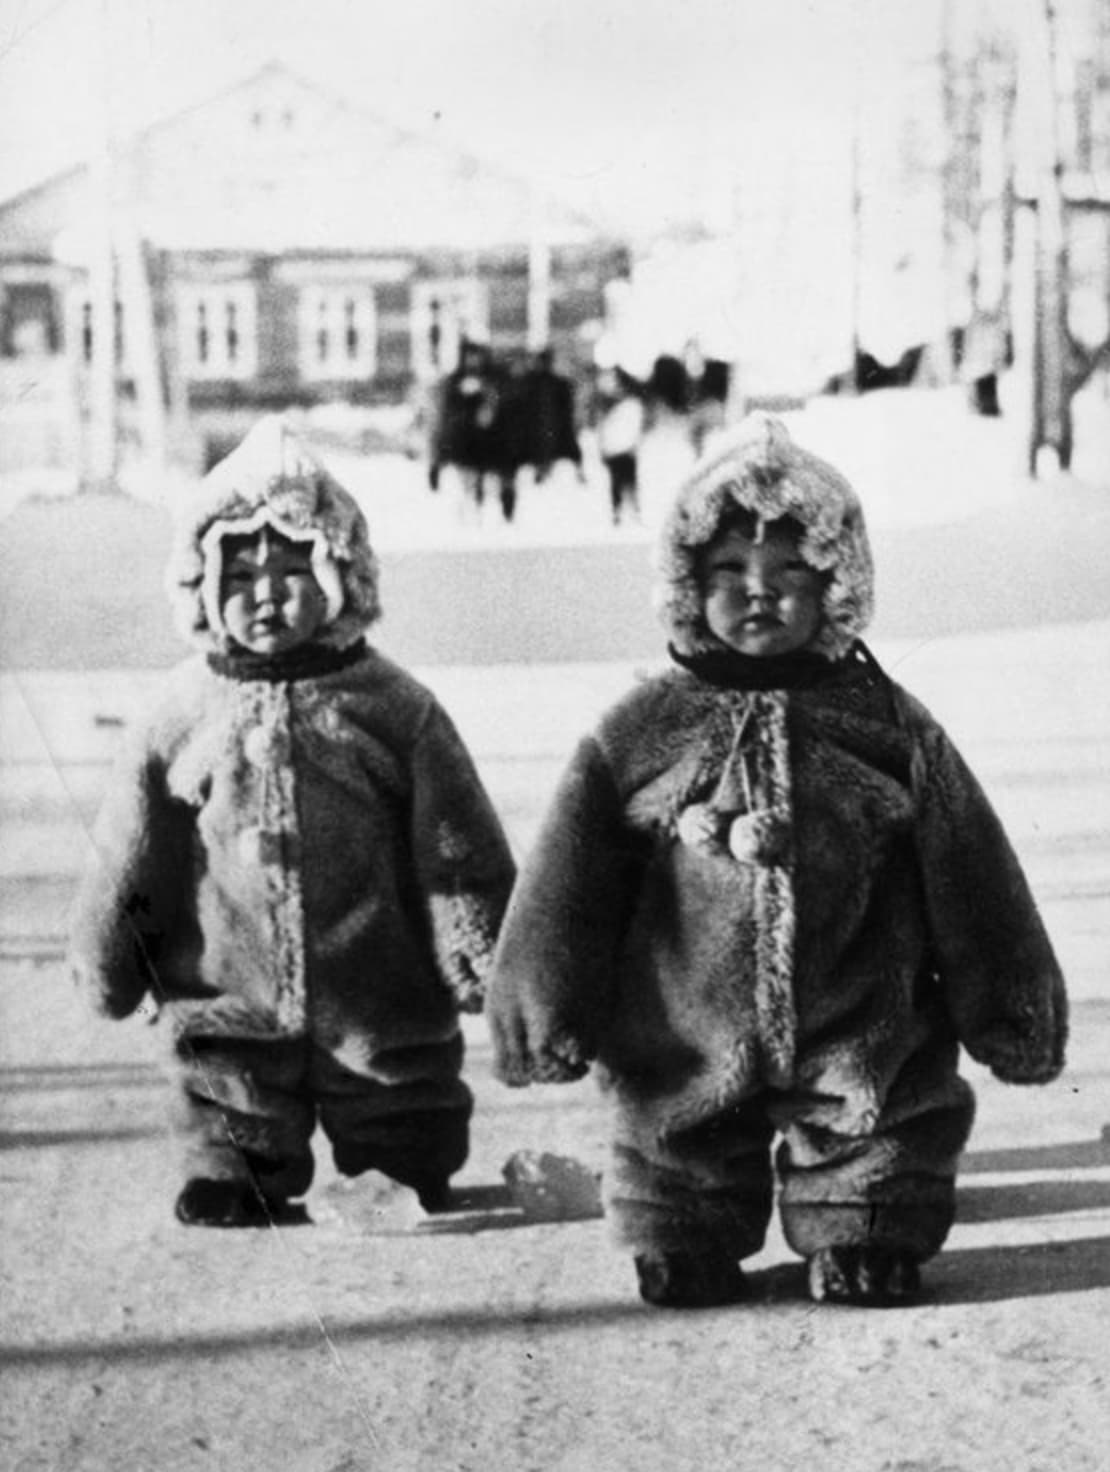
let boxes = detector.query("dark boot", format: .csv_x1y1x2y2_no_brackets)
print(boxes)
634,1251,746,1309
411,1177,455,1214
174,1177,278,1228
807,1244,923,1306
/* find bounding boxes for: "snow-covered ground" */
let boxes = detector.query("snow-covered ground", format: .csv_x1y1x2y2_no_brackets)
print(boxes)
2,381,1110,1471
5,377,1110,547
308,379,1110,551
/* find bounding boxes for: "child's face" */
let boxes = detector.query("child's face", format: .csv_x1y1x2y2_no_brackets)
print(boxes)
219,531,327,656
701,521,825,658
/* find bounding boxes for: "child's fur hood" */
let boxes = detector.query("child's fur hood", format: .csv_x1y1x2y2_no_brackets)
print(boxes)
165,415,381,654
655,412,874,660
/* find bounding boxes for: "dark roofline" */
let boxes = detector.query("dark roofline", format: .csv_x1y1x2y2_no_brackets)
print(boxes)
0,161,86,214
130,57,369,150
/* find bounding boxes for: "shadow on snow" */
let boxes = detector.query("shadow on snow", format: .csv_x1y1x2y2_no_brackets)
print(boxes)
4,1233,1110,1371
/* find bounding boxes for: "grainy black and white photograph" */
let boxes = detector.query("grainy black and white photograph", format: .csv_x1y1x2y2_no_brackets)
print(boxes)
1,0,1109,1467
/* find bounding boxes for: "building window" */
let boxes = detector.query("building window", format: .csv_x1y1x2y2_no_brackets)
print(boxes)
298,286,376,381
410,280,489,381
1,282,61,358
249,105,297,132
177,283,257,379
66,291,128,369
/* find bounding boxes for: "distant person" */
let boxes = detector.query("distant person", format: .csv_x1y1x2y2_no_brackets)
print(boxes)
683,340,730,455
488,412,1066,1308
427,338,492,499
489,350,533,523
69,416,516,1226
595,367,645,525
429,340,517,522
522,346,583,485
961,312,1008,418
648,353,688,415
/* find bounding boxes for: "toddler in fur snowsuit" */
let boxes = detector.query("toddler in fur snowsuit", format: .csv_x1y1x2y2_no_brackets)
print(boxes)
70,416,516,1226
488,412,1067,1308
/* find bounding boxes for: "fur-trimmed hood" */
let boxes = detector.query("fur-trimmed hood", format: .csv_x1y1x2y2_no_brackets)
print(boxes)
165,415,381,653
655,412,874,660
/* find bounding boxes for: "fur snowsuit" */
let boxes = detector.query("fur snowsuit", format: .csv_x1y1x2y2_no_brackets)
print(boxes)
488,413,1067,1265
70,418,516,1201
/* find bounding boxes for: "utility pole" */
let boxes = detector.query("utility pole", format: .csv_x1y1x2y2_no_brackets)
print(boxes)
116,215,168,470
845,0,868,396
848,103,863,394
938,0,961,385
527,182,552,353
85,0,118,491
1022,0,1073,472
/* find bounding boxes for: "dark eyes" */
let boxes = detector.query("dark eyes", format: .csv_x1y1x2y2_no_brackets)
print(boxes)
709,560,811,579
225,563,313,582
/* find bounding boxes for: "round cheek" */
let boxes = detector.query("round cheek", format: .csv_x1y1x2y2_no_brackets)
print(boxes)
220,591,251,633
703,588,734,642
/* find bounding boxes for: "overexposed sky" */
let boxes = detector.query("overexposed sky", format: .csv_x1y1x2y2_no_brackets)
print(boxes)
0,0,947,232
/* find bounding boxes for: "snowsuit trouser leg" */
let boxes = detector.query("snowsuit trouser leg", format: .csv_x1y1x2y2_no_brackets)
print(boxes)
171,1036,317,1202
605,1099,776,1259
312,1041,473,1193
775,1045,976,1263
171,1032,474,1202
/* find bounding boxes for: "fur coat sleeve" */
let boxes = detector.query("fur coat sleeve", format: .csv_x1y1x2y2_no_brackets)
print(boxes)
68,727,189,1021
409,700,518,1013
901,690,1067,1083
487,735,640,1085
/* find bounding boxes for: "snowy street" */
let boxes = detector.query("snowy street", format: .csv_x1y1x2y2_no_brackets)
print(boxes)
2,388,1110,1470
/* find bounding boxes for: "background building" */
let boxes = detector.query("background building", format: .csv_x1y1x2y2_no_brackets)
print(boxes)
0,60,628,477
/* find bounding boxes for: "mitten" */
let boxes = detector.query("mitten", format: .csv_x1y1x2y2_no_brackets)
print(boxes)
488,997,592,1088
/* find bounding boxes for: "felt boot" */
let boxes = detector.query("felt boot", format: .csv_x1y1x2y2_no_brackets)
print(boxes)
174,1177,279,1228
413,1177,455,1214
807,1244,923,1306
634,1250,746,1309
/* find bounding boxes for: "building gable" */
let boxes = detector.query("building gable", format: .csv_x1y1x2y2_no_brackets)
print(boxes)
0,61,593,255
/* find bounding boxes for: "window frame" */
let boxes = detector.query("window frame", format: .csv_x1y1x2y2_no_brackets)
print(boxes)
409,279,489,381
176,281,258,380
297,284,378,381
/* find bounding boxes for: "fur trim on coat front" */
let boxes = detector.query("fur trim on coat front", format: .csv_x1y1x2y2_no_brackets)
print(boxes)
69,647,517,1058
489,415,1065,1148
487,658,1067,1139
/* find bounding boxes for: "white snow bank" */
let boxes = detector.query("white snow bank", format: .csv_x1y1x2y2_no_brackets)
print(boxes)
4,380,1108,551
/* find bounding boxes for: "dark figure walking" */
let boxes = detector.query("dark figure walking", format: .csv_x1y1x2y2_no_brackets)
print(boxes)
522,347,583,485
429,341,519,522
595,367,645,525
